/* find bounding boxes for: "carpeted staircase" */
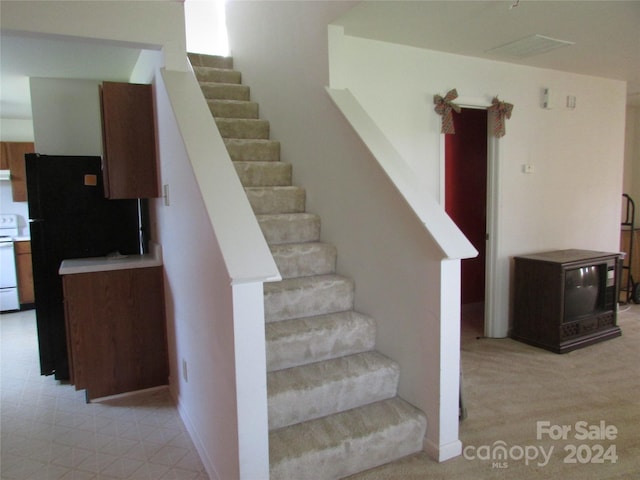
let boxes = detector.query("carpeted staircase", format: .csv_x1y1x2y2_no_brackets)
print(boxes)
188,53,427,480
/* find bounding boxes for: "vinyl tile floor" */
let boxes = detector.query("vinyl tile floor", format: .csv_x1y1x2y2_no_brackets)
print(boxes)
0,309,209,480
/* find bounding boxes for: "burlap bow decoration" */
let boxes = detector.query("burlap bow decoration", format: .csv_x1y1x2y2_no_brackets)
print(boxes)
488,96,514,138
434,89,461,134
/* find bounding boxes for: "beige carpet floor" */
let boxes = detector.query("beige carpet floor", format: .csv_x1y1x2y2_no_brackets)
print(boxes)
345,303,640,479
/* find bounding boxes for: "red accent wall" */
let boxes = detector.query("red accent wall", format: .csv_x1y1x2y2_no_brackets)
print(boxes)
445,108,488,304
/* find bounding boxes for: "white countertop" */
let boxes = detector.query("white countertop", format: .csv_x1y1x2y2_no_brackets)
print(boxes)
59,243,163,275
13,236,30,242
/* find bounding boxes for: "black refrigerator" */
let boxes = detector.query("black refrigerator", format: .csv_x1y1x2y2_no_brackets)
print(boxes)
26,154,144,380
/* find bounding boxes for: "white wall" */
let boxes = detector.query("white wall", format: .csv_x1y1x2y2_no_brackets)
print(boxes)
334,33,627,331
29,78,103,156
153,71,241,480
0,119,34,142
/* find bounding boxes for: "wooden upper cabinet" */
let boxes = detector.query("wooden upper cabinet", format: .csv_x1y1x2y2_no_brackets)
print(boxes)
100,82,159,199
0,141,35,202
0,145,6,170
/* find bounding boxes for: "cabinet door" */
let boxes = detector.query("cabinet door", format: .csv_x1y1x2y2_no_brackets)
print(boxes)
0,142,35,201
15,241,34,304
0,143,7,169
101,82,159,199
63,267,168,399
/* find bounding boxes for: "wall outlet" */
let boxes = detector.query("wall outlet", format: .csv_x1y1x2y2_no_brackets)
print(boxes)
182,359,188,382
523,164,535,174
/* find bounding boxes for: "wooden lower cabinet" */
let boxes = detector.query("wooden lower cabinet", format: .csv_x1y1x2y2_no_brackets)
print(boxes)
14,241,34,305
62,266,168,400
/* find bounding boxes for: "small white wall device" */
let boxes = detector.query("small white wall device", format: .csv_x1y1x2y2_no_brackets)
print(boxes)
541,88,553,109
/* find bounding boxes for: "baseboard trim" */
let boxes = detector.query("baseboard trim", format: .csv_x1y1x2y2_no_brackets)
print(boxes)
89,384,168,403
170,386,222,480
424,437,463,462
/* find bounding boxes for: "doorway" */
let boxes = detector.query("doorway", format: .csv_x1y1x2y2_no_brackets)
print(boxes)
444,108,488,330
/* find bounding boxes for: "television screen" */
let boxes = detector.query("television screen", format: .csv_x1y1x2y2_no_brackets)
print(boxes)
564,266,600,320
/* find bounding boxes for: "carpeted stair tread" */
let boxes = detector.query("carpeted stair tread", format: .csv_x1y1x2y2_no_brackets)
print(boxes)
216,117,270,139
207,99,259,119
268,351,399,430
266,311,376,371
269,397,427,480
270,242,336,278
234,161,292,187
264,274,354,323
188,53,233,69
193,65,241,84
224,138,281,162
257,213,321,244
245,186,306,214
200,82,250,101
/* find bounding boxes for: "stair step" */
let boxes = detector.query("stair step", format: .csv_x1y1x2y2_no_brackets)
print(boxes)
269,397,427,480
194,66,241,84
208,99,258,119
257,213,321,244
246,186,305,215
224,139,281,162
200,82,250,101
268,351,399,430
270,242,336,278
234,161,292,187
266,311,376,372
264,274,354,323
188,53,233,69
216,118,270,139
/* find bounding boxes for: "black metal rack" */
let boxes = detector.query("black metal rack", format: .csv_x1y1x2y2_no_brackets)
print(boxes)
620,194,638,303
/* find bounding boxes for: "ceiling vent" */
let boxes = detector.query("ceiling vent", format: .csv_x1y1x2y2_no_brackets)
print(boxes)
487,34,575,58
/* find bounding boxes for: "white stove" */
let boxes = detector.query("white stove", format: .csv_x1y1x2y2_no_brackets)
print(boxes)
0,214,20,311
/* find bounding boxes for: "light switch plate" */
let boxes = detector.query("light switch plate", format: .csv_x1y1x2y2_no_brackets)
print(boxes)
163,184,170,206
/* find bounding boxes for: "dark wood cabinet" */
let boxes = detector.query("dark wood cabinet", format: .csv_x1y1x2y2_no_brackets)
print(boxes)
0,141,35,201
512,250,622,353
100,82,159,199
63,266,168,400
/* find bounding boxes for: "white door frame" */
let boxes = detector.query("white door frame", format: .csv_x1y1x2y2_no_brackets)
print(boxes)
438,96,504,338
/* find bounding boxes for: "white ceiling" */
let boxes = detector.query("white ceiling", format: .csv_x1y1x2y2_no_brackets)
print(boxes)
1,0,639,122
